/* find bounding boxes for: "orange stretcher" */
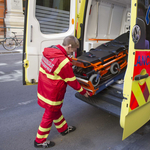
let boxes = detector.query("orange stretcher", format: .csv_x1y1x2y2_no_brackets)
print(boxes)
72,32,129,95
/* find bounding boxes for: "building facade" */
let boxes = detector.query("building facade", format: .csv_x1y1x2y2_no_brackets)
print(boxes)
0,0,6,38
0,0,25,39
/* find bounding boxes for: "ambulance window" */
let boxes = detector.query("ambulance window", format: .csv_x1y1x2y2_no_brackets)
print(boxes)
135,0,150,49
35,0,70,34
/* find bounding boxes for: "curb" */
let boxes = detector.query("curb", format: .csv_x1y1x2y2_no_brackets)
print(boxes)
0,51,22,54
0,45,23,54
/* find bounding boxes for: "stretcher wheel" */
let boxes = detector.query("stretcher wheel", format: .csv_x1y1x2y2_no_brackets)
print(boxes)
110,62,120,74
89,74,100,87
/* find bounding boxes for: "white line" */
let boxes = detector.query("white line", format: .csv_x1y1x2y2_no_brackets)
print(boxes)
0,99,37,112
18,99,36,105
14,61,22,64
0,107,7,111
0,63,7,66
0,69,22,82
0,71,5,74
15,49,22,53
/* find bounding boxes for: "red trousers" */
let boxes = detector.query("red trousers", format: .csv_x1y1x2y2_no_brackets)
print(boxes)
35,109,68,143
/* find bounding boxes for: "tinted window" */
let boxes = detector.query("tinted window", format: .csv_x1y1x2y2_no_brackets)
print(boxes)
35,0,70,34
135,0,150,49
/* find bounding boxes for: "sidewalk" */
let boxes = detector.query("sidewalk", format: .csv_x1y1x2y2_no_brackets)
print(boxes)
0,44,23,54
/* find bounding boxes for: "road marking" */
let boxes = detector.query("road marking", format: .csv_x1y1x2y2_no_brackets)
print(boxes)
0,63,7,66
0,71,5,74
0,70,22,82
14,61,22,64
0,61,21,66
0,99,37,112
15,49,22,53
18,99,36,105
0,107,7,111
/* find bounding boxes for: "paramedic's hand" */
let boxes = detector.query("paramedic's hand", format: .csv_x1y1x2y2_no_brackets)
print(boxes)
84,91,90,98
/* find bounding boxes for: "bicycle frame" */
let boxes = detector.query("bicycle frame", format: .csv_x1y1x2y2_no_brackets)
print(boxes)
1,32,23,51
11,33,23,46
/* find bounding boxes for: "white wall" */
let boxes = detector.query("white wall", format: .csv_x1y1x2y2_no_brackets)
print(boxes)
84,0,131,51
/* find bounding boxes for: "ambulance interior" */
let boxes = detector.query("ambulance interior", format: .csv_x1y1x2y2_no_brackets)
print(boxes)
74,0,150,133
84,0,131,51
74,0,131,92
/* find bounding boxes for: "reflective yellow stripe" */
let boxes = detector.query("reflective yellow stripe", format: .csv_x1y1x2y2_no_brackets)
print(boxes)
64,76,76,82
53,115,63,123
36,133,49,139
146,77,150,93
39,126,51,132
55,120,67,129
132,81,146,106
40,67,62,80
40,66,76,82
54,58,69,74
38,93,64,106
77,87,83,92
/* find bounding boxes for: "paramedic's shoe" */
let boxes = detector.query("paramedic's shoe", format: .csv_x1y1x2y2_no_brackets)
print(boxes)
61,126,76,136
34,140,55,148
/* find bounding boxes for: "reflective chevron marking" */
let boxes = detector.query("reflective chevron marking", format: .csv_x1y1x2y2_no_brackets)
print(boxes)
130,77,150,111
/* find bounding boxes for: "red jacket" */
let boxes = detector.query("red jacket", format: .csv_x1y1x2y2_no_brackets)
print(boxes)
37,45,86,111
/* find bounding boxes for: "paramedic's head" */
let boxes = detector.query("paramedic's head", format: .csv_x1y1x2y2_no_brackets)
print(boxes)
62,35,79,55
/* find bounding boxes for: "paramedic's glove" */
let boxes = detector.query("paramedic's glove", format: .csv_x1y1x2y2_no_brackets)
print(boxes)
84,91,90,98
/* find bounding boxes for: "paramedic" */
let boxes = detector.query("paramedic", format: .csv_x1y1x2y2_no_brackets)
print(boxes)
34,35,89,148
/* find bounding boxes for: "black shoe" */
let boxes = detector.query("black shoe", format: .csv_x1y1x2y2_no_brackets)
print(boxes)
34,140,55,148
61,126,76,136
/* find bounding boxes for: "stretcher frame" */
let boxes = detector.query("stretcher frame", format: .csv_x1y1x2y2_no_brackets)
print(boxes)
72,47,128,95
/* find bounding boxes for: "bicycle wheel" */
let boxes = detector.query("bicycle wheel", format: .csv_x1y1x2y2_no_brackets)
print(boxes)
2,38,16,51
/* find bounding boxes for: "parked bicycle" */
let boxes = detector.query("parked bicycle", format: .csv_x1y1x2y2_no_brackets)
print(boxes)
1,32,23,51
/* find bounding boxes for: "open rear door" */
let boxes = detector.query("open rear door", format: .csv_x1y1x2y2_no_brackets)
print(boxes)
120,0,150,140
23,0,77,85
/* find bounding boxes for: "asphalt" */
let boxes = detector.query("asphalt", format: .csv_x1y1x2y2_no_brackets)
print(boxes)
1,44,150,150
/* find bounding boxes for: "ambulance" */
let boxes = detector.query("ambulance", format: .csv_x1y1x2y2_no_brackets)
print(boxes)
23,0,150,140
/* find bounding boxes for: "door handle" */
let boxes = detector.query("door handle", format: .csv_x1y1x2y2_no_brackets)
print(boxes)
30,25,33,42
134,73,149,81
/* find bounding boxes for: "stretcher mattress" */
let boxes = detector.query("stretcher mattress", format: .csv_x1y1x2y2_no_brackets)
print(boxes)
78,32,129,64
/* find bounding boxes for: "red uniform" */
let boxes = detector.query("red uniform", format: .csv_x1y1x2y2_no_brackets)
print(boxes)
35,45,86,143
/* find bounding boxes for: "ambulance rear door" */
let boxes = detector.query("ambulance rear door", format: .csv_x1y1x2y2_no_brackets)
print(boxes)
120,0,150,140
23,0,77,85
